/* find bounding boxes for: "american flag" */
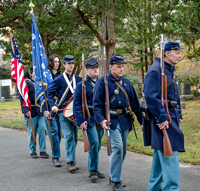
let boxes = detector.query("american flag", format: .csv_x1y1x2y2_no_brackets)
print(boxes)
11,34,31,110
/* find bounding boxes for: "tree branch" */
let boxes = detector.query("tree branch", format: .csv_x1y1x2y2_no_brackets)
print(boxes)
76,5,105,45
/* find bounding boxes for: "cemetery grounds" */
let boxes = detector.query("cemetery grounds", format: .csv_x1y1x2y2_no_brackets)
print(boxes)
0,98,200,165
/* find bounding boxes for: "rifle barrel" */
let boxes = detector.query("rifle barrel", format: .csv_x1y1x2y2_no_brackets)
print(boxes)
104,46,112,156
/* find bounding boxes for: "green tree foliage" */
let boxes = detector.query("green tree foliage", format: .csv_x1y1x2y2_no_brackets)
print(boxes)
0,66,11,79
0,0,95,75
115,0,187,83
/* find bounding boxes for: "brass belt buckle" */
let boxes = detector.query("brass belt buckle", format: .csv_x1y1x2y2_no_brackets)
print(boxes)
116,109,123,114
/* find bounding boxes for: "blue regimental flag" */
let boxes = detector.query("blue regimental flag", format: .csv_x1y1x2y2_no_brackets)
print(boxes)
32,14,53,111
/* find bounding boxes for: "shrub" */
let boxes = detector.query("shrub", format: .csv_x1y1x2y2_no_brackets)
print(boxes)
123,72,142,98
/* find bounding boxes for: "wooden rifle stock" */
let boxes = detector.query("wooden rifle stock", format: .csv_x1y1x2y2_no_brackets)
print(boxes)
160,34,173,158
81,53,90,152
29,117,36,143
104,46,112,156
43,84,54,151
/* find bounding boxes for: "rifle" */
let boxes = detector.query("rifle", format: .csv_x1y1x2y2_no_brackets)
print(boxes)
160,34,173,157
104,46,112,156
81,53,90,152
43,84,54,151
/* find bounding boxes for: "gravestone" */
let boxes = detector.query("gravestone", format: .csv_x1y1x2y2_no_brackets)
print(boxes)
0,86,11,100
180,83,194,101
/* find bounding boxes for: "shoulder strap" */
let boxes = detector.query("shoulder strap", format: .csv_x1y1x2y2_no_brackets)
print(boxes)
110,80,122,104
85,78,95,101
57,75,73,108
167,74,175,93
63,72,76,94
115,81,138,139
115,81,132,111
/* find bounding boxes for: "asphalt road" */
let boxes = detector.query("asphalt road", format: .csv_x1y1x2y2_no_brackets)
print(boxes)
0,126,200,191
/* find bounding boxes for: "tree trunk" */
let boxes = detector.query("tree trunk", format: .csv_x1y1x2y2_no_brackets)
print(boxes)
41,32,49,58
76,1,116,77
141,50,144,84
98,1,116,77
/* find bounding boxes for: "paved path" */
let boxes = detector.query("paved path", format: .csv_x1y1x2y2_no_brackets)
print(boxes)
0,127,200,191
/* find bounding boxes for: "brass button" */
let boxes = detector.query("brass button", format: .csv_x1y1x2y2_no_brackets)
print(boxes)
142,112,146,117
157,120,159,122
119,101,121,104
175,98,177,100
175,93,177,95
155,117,157,119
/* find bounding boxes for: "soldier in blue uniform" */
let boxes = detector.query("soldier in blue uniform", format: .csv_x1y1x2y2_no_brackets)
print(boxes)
143,41,185,191
73,58,105,182
44,54,62,167
93,54,143,191
20,65,49,159
47,55,82,172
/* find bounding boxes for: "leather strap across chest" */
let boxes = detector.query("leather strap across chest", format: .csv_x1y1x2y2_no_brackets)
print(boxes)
63,72,76,94
85,78,95,101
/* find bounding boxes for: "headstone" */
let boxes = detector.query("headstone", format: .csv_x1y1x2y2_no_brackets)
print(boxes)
180,83,193,101
181,83,191,95
181,102,186,109
0,86,11,100
1,97,5,103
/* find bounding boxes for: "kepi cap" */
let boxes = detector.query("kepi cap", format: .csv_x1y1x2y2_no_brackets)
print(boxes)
164,41,182,52
85,58,99,68
63,55,76,63
109,54,126,65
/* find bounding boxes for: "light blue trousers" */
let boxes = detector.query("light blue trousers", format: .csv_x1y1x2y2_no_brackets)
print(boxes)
25,115,46,154
148,150,180,191
59,113,78,162
110,123,129,182
44,116,61,158
87,125,104,171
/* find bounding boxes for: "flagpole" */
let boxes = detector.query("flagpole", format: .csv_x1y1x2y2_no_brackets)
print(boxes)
9,31,15,55
29,1,53,150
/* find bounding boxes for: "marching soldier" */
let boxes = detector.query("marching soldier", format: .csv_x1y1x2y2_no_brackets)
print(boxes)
93,54,143,191
44,54,62,167
143,41,185,191
73,58,105,182
20,65,49,159
47,55,82,172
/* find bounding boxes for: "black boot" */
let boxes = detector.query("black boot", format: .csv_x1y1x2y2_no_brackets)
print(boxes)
110,180,125,191
97,171,105,179
30,153,38,159
40,152,49,159
52,158,61,167
109,177,126,187
89,170,98,183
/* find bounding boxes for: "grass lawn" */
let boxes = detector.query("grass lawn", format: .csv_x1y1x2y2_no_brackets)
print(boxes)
0,98,200,164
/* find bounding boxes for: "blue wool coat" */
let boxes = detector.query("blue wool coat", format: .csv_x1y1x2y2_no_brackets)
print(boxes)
143,57,185,152
19,79,44,118
73,75,96,128
52,72,61,80
93,72,143,131
47,72,82,112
